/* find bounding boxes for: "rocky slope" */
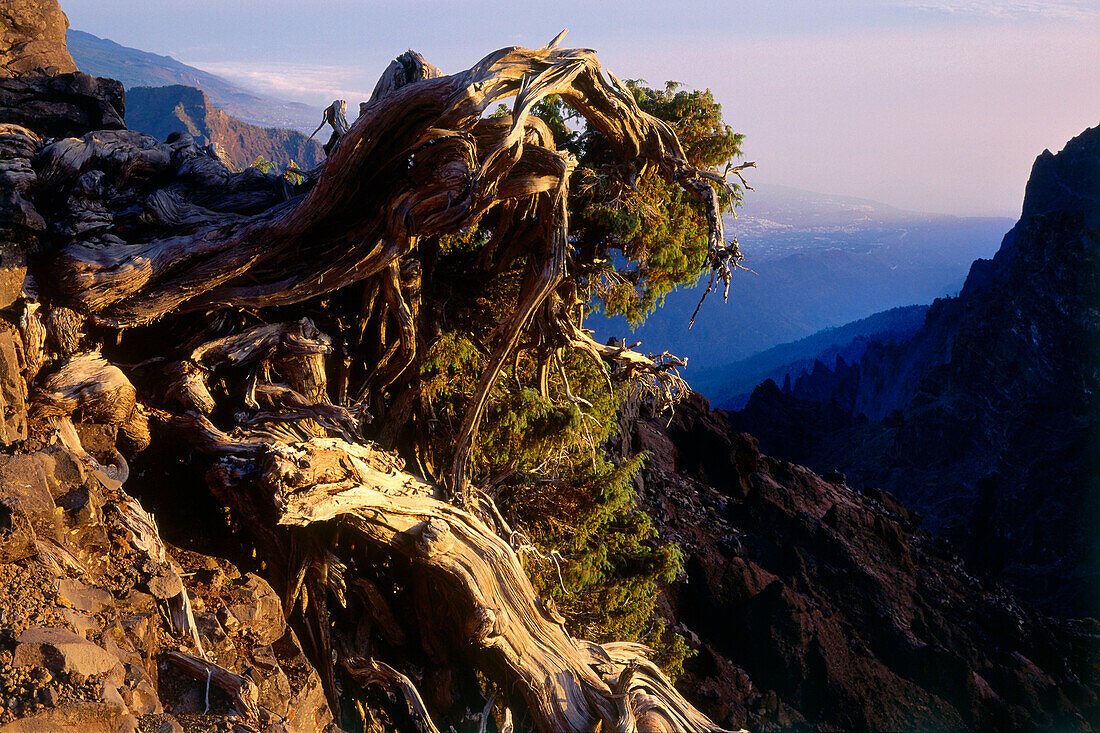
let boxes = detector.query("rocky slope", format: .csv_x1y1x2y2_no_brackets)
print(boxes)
125,85,323,170
732,125,1100,616
624,392,1099,732
1,6,1095,731
0,9,337,729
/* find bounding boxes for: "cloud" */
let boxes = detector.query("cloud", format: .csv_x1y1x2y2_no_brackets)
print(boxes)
891,0,1099,19
184,61,375,107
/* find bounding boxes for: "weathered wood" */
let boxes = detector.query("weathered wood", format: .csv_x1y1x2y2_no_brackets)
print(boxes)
341,656,442,733
17,37,742,733
164,649,259,719
214,437,731,733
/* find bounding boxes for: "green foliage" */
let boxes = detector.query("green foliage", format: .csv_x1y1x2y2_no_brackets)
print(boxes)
249,155,276,174
412,80,744,677
553,80,745,324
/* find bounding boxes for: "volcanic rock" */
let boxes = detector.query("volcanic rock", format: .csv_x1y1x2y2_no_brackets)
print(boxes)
0,0,77,77
624,391,1099,732
732,124,1100,615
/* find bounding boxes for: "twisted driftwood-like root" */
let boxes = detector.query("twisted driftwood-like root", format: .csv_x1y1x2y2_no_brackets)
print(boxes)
45,34,730,489
206,437,728,733
15,33,745,732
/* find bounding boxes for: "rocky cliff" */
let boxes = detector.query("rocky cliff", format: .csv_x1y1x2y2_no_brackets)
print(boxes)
732,125,1100,615
626,392,1099,732
0,0,77,77
125,85,324,170
0,0,122,141
67,30,319,135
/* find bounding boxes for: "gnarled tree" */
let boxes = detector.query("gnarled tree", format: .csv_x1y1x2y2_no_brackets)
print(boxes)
19,32,752,732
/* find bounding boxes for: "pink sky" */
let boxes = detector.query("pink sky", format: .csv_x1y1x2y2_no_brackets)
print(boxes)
64,0,1098,217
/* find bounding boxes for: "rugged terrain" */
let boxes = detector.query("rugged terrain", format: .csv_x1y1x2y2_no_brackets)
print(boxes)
732,124,1100,616
125,85,323,170
0,3,1095,731
67,29,318,134
629,392,1099,732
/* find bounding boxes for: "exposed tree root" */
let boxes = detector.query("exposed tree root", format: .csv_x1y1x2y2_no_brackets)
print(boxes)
14,33,748,732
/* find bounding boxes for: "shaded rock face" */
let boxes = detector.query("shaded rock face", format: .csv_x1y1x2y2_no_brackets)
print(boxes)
0,72,124,139
0,0,122,140
623,392,1099,732
0,0,78,77
125,85,324,170
0,52,336,733
732,124,1100,615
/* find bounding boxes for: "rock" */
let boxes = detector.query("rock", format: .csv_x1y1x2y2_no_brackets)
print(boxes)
144,570,182,601
252,664,291,719
0,496,35,563
122,677,160,715
0,72,124,139
37,446,87,498
0,702,137,733
0,329,26,446
271,632,333,733
223,574,286,646
0,0,77,77
56,486,103,527
629,392,1100,732
144,715,184,733
0,243,25,310
194,612,236,669
36,687,56,708
0,455,59,543
12,626,121,678
60,609,99,639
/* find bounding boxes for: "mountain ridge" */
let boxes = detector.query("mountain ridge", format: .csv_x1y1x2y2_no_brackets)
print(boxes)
731,124,1100,615
66,29,319,134
124,84,324,170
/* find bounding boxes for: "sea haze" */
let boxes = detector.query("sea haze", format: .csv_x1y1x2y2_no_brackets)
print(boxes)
589,183,1012,379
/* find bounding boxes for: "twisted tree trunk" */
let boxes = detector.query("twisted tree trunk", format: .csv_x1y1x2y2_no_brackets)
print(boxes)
13,33,744,732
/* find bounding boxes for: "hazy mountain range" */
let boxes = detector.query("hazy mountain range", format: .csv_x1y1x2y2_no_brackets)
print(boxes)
66,29,319,133
693,303,930,409
731,125,1100,614
591,183,1013,380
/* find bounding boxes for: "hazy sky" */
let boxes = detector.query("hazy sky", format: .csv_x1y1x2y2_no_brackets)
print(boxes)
63,1,1098,217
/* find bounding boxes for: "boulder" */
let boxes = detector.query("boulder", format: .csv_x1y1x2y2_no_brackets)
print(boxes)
0,454,60,543
56,577,112,615
0,0,77,78
0,702,137,733
12,626,122,678
0,495,34,563
222,573,286,645
0,72,124,139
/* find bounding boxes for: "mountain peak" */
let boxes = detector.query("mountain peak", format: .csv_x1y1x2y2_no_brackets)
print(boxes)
1021,123,1100,222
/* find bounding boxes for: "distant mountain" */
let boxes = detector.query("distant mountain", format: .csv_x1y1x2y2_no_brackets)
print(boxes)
693,304,929,409
125,85,323,170
66,29,319,133
732,125,1100,615
590,185,1012,371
